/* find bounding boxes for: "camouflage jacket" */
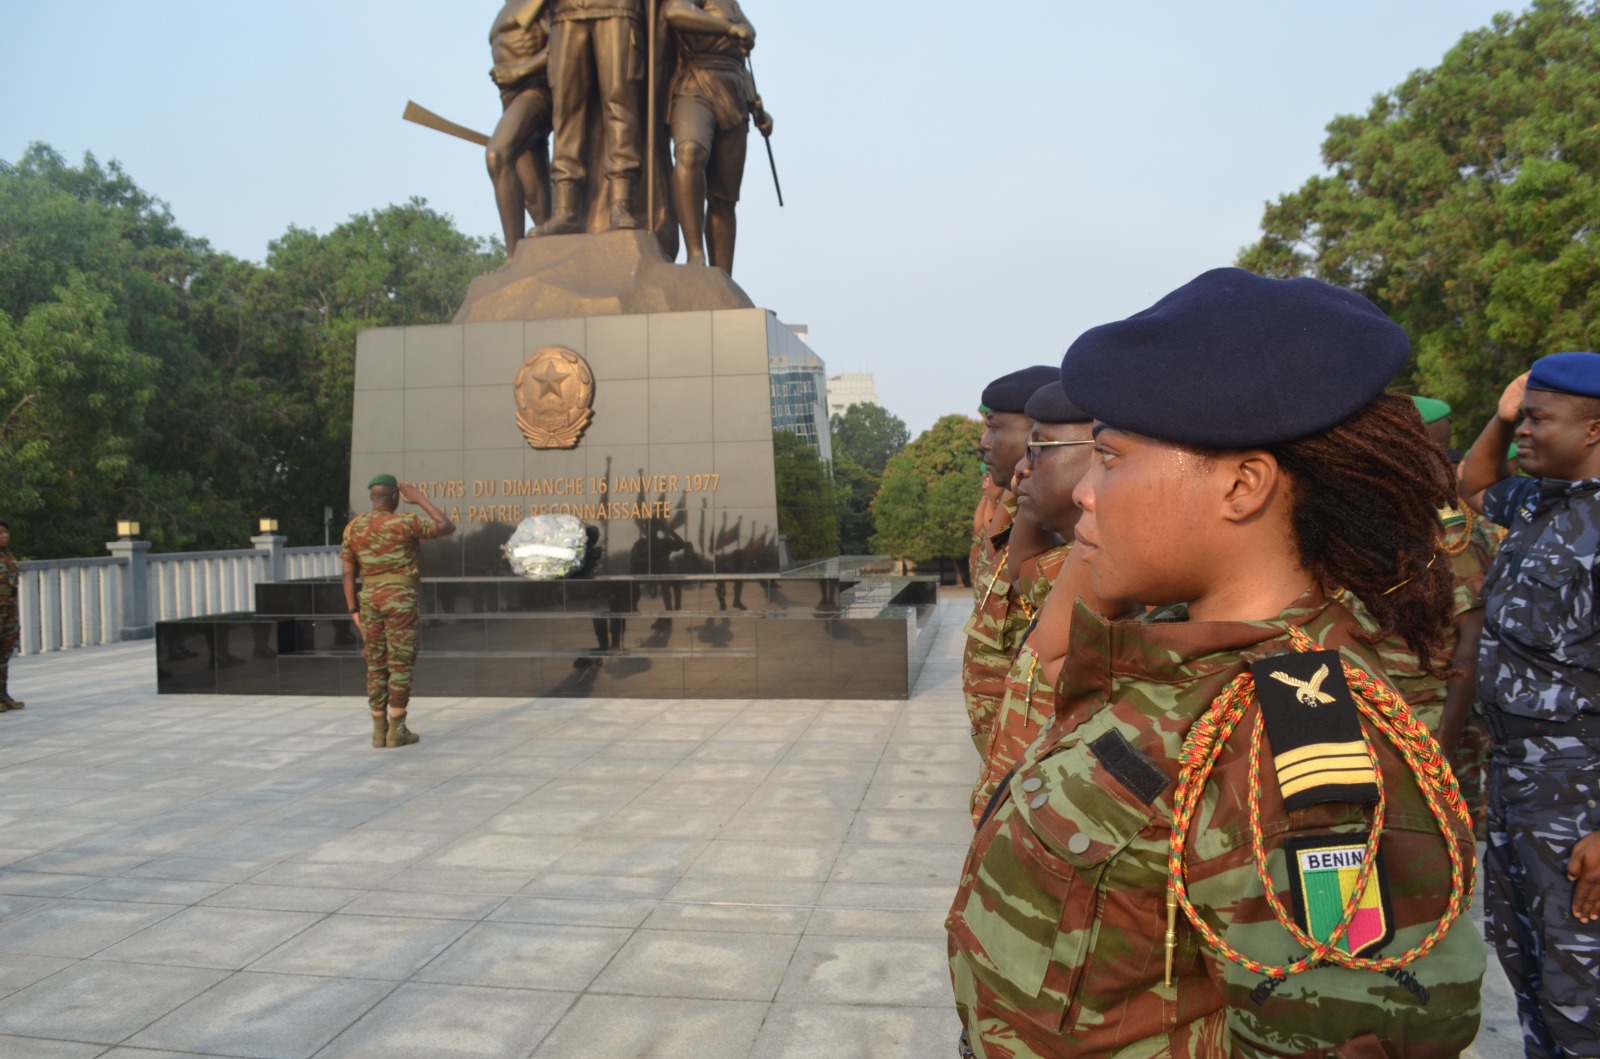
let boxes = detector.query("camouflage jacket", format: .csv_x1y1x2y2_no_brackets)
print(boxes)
971,543,1073,825
964,494,1022,747
948,595,1484,1059
0,550,16,608
341,512,441,585
1349,507,1497,736
1478,475,1600,729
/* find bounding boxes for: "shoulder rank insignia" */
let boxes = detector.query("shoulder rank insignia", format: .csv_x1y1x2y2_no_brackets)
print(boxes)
1283,834,1394,957
1250,649,1379,811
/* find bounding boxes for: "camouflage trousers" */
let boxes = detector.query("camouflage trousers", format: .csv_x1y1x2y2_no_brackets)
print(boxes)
1485,748,1600,1058
359,584,418,714
0,605,17,687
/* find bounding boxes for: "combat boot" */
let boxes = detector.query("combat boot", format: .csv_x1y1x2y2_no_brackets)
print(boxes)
608,178,638,230
385,716,420,748
371,714,388,748
0,672,22,711
539,182,584,236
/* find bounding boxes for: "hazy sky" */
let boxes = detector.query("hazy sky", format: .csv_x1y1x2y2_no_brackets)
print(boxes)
2,1,1517,434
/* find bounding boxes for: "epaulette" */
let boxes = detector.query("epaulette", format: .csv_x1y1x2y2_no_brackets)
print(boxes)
1249,649,1378,811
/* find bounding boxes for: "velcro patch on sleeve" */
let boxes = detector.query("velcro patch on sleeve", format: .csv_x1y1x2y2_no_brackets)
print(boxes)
1250,649,1378,812
1088,729,1170,806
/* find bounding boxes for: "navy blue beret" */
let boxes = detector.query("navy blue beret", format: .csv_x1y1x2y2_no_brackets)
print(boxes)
982,366,1059,414
1527,351,1600,399
1024,382,1091,424
1060,268,1410,446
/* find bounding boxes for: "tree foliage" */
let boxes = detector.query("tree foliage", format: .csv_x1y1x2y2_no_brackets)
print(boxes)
829,402,909,555
773,429,839,561
870,414,984,564
0,144,494,558
1237,0,1600,439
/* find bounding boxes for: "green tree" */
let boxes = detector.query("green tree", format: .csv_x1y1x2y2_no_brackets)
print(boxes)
870,414,984,570
0,144,495,556
829,403,909,555
773,430,839,561
1237,0,1600,439
251,199,499,543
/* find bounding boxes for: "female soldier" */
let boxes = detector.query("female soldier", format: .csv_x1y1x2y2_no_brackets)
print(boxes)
947,269,1485,1058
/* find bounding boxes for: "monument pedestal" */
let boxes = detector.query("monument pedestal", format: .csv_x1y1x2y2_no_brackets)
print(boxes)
157,298,940,699
155,563,939,700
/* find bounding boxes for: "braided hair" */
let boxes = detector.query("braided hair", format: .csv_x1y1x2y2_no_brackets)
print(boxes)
1268,394,1456,677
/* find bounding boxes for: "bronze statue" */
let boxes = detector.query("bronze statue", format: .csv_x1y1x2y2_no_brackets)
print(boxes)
487,0,555,259
539,0,647,235
661,0,770,273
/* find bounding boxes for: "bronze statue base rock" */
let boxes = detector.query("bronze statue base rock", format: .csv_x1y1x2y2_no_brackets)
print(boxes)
454,230,755,322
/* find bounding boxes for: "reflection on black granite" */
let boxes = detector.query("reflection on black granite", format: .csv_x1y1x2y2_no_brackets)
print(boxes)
158,566,940,700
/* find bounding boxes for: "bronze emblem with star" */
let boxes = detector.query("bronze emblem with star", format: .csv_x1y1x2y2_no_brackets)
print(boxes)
514,346,595,449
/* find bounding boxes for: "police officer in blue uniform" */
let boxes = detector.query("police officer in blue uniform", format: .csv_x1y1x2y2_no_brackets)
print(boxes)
1461,352,1600,1059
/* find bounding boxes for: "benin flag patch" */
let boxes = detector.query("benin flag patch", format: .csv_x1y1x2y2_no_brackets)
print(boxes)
1283,835,1394,957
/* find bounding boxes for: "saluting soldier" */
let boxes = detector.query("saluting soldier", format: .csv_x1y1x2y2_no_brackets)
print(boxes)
342,476,456,749
970,382,1122,825
948,269,1484,1057
0,520,22,711
962,366,1057,761
1460,354,1600,1058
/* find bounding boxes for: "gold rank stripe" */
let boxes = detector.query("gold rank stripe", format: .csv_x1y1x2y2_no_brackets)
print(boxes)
1273,740,1376,799
1276,753,1372,785
1274,740,1367,769
1280,768,1379,799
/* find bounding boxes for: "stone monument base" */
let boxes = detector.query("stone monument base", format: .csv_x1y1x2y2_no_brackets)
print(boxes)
455,230,755,323
155,562,940,701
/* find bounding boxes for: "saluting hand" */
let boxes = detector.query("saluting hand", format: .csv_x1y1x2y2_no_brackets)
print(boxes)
397,480,424,505
1497,372,1530,425
1570,830,1600,923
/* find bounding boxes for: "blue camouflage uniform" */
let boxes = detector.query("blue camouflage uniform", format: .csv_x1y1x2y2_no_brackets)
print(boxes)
1479,473,1600,1058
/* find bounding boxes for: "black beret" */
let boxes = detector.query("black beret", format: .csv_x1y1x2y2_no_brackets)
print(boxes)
1024,382,1091,424
982,366,1060,414
1060,268,1410,446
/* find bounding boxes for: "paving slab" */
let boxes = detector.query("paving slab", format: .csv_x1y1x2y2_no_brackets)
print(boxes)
0,601,1521,1058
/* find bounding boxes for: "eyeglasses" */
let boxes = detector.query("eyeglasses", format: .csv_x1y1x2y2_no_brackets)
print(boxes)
1024,439,1095,466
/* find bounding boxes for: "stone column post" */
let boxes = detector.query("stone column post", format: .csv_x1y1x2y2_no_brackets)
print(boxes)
251,533,286,583
105,538,154,640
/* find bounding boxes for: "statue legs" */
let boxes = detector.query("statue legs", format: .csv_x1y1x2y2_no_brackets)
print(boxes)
705,124,747,273
672,139,711,266
546,16,643,234
487,86,553,257
672,101,747,274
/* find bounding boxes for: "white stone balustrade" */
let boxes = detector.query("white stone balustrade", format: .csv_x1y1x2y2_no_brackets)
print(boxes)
13,537,341,655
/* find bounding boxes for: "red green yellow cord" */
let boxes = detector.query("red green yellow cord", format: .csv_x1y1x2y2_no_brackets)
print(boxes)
1441,507,1478,558
1165,626,1473,981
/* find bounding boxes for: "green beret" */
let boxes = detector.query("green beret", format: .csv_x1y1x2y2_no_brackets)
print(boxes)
368,474,398,489
1411,396,1452,424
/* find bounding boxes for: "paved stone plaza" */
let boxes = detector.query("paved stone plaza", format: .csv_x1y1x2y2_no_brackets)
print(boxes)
0,598,1518,1057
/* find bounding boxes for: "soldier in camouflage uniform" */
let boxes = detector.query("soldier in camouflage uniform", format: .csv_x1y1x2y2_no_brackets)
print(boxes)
949,269,1484,1057
0,520,22,711
971,383,1102,825
342,475,456,749
1461,356,1600,1059
964,367,1058,760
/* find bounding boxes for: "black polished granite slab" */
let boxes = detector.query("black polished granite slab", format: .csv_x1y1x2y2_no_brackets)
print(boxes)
159,564,939,701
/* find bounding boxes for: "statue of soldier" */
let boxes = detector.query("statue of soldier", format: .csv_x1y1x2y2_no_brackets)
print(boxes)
662,0,770,273
487,0,555,259
540,0,646,235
